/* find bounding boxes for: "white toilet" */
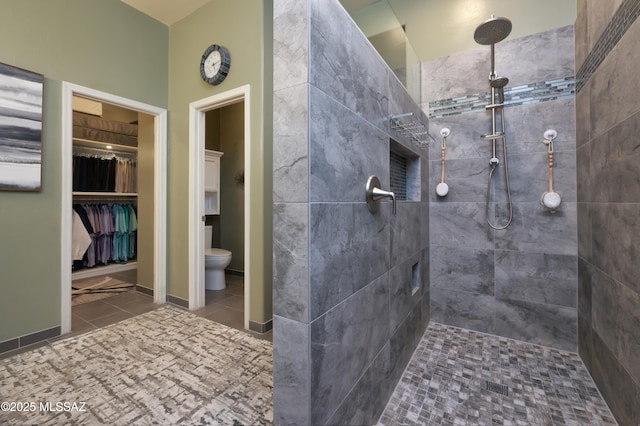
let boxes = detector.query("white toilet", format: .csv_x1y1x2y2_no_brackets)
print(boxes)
204,225,232,290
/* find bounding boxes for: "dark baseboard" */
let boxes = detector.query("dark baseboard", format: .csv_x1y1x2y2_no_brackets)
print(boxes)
136,285,154,297
249,319,273,334
167,294,189,308
0,326,61,356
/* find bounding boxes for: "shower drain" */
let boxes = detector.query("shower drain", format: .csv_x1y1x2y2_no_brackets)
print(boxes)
485,380,509,396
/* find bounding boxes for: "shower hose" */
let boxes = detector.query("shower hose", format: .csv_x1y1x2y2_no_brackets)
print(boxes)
486,108,513,230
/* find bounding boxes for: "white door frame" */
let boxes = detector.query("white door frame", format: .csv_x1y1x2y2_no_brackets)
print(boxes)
60,82,168,334
188,85,251,330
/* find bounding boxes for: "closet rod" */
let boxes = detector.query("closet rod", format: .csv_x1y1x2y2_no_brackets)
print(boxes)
73,145,137,159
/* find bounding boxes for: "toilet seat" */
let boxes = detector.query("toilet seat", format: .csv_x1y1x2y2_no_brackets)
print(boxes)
205,248,232,257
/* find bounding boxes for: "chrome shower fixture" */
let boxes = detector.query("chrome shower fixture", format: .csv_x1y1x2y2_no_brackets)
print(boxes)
474,15,512,79
475,15,514,230
474,16,512,45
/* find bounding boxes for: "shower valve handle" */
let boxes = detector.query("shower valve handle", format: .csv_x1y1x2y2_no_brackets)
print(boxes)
366,175,396,215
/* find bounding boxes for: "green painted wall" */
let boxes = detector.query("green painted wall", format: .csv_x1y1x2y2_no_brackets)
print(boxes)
219,103,245,273
167,0,273,323
0,0,168,342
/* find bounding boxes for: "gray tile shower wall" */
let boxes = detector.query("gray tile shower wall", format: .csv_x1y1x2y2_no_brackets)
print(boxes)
423,25,579,352
273,0,430,424
576,1,640,424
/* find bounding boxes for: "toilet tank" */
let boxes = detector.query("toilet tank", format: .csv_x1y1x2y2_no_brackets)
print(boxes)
204,225,213,249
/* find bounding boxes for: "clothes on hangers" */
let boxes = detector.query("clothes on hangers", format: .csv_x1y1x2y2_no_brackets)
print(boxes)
71,203,137,269
73,153,137,193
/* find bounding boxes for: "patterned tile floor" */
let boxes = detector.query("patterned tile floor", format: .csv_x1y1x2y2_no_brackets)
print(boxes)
378,322,618,426
0,306,272,425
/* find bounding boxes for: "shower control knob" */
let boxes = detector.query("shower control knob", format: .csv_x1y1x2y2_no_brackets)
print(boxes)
489,157,500,166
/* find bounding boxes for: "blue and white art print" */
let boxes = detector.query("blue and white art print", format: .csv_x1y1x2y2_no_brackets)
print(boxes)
0,63,43,191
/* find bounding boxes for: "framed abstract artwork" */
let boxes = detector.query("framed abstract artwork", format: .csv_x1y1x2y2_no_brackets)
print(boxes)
0,62,43,191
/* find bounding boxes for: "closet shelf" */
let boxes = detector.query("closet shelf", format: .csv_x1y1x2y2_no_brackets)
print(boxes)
73,137,137,153
73,191,138,197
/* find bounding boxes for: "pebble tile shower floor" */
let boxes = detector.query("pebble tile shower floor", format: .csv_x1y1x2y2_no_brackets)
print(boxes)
379,322,617,425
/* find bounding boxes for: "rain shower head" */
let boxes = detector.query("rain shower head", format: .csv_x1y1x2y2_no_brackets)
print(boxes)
474,16,512,45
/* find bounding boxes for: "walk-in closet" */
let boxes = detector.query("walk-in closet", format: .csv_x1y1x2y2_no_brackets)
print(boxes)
70,96,156,330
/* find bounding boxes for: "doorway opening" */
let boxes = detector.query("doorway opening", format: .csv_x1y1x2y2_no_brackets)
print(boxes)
188,85,251,330
61,82,167,334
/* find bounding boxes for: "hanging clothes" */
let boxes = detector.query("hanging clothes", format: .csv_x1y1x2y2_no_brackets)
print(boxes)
73,151,136,193
72,203,137,270
72,211,91,261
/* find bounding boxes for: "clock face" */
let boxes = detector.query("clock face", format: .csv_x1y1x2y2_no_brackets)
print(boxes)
204,51,221,78
200,44,231,85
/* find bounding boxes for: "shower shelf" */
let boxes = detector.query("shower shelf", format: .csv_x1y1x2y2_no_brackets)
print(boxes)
390,113,433,145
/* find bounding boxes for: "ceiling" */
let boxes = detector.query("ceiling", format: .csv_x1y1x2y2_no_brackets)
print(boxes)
123,0,377,25
121,0,211,25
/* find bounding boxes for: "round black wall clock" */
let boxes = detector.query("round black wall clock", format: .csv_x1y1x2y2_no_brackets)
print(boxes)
200,44,231,85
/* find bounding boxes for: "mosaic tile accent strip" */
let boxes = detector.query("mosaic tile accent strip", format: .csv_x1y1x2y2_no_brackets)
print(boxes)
378,322,618,426
427,77,575,119
576,0,640,93
390,150,408,201
0,306,273,425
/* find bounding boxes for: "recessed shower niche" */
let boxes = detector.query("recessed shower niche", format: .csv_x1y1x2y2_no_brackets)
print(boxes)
389,139,420,201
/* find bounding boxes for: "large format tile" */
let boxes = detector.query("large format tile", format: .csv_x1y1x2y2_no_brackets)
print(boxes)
590,109,640,203
591,267,640,385
576,140,591,203
273,84,308,203
421,46,491,102
494,202,577,256
309,202,389,319
577,202,592,262
430,288,494,334
390,201,421,267
310,274,390,425
590,15,640,138
309,86,389,203
389,298,425,387
591,330,640,426
430,245,494,295
273,203,309,322
428,113,493,161
494,298,577,351
495,150,576,204
327,343,392,426
309,0,389,129
430,202,493,250
591,203,640,293
503,97,576,156
495,250,577,308
273,315,310,426
498,26,575,88
273,0,308,91
429,157,491,203
389,253,423,333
